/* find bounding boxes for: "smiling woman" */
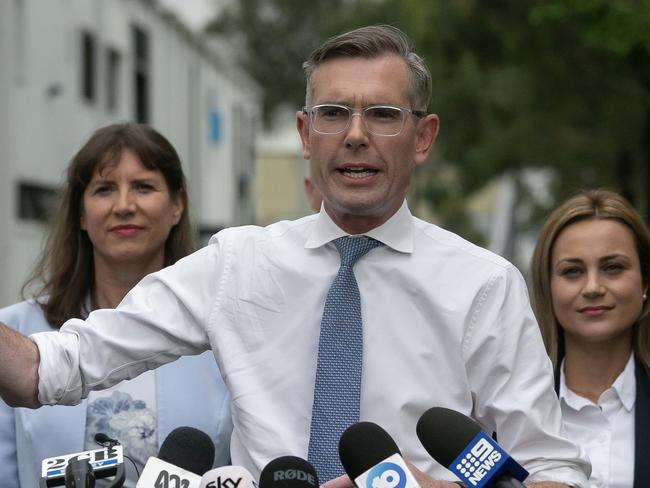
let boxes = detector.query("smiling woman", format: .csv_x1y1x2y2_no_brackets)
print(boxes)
27,123,192,324
531,189,650,488
0,123,232,488
80,149,183,295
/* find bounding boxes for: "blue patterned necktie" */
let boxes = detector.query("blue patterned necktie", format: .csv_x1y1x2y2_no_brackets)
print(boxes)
307,236,383,482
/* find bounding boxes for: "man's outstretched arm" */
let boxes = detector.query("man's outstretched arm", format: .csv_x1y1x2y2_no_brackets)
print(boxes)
0,322,40,408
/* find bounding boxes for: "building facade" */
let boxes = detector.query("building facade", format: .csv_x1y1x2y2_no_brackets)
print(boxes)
0,0,260,305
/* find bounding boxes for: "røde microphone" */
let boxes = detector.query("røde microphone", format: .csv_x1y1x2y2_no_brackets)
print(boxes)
199,465,258,488
339,422,420,488
416,407,528,488
136,426,216,488
40,445,125,487
259,456,318,488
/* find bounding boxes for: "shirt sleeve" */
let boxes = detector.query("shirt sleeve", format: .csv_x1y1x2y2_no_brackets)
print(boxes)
462,264,591,487
32,244,223,406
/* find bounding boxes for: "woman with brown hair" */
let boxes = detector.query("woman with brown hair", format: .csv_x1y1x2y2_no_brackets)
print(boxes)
0,123,232,487
531,189,650,488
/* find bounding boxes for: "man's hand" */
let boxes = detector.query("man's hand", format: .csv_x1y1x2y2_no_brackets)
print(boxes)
526,484,571,488
319,464,461,488
0,322,41,408
321,474,355,488
406,461,463,488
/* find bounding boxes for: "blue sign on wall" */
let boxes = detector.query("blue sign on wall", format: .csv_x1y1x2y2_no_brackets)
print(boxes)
209,109,222,144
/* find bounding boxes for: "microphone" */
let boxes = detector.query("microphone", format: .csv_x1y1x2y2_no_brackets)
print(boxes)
259,456,318,488
94,433,119,447
159,426,216,475
136,426,216,488
40,445,125,488
65,458,95,487
416,407,528,488
199,465,258,488
338,422,420,488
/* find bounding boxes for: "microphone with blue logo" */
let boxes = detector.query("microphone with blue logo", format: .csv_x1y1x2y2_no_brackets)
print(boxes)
338,422,420,488
416,407,528,488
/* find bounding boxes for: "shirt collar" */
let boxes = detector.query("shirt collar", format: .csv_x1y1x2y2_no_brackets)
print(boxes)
304,200,414,253
613,352,637,411
559,352,636,412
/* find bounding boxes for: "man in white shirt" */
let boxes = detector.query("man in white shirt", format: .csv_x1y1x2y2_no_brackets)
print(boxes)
0,25,588,487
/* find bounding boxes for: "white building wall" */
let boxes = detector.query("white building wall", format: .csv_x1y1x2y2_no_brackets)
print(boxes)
0,1,14,304
0,0,260,305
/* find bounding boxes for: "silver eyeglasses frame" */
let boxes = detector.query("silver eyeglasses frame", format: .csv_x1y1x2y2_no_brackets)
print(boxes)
302,103,427,137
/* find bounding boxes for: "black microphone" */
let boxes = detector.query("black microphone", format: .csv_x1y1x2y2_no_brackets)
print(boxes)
159,426,215,475
416,407,528,488
65,458,95,488
259,456,319,488
338,422,420,488
136,426,215,487
94,433,119,447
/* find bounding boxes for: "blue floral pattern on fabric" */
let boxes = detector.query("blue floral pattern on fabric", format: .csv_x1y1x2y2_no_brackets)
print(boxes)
85,391,157,469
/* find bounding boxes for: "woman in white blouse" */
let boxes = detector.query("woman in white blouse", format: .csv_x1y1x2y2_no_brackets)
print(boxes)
531,189,650,488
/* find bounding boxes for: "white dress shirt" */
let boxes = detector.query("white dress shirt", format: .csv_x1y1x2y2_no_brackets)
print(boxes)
31,201,590,485
560,353,635,488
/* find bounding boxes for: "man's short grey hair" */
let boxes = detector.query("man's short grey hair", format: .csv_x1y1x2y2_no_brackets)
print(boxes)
303,25,432,111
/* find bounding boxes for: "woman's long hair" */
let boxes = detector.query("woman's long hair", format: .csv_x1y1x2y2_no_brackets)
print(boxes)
22,123,192,328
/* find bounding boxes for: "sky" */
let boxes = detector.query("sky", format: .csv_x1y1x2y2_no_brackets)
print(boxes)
158,0,219,31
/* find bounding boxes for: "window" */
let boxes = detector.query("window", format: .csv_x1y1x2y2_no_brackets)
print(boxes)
105,47,121,112
80,30,97,102
17,182,58,223
132,25,150,123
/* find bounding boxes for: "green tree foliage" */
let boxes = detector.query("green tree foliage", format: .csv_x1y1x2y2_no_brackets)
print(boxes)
405,1,649,205
205,0,399,125
207,0,650,229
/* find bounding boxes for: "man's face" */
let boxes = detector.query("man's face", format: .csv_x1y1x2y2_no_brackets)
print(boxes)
297,54,438,233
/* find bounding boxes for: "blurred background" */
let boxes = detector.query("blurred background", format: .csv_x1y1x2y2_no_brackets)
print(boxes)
1,0,649,306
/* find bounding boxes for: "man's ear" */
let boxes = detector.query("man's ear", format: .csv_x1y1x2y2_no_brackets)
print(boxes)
414,114,439,166
296,110,311,160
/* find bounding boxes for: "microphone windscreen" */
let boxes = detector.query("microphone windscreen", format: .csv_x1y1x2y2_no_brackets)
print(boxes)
94,432,111,444
158,426,215,475
416,407,482,467
259,456,319,488
338,422,400,480
65,457,95,487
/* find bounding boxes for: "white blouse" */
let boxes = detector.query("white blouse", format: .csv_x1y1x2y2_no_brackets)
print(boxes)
560,353,636,488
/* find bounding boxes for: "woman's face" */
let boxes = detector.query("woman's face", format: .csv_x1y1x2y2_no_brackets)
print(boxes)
81,149,183,271
550,218,645,347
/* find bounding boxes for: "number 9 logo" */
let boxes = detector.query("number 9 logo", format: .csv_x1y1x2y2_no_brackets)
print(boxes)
366,462,406,488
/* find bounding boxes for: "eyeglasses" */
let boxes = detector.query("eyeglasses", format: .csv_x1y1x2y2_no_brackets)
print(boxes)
302,104,427,137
